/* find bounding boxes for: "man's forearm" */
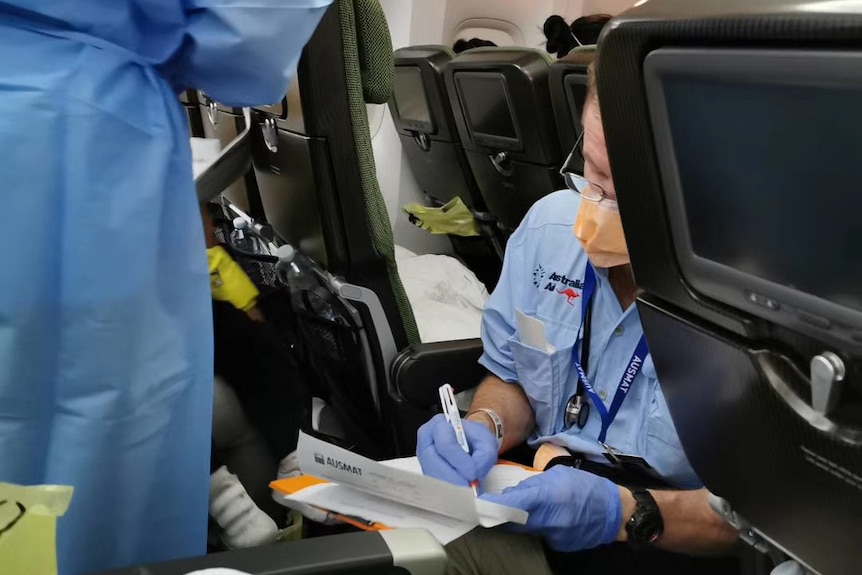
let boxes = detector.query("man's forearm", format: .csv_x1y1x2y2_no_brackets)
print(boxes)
616,487,738,555
465,374,534,453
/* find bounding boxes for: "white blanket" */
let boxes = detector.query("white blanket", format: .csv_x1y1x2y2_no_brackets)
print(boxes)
395,246,489,343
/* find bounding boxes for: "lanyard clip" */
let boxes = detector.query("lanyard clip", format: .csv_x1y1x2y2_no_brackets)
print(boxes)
601,441,622,466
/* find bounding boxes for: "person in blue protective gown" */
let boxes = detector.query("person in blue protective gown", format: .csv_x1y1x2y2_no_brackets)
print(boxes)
0,1,332,573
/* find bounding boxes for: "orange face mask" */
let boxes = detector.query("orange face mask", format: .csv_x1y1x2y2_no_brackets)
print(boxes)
573,200,630,268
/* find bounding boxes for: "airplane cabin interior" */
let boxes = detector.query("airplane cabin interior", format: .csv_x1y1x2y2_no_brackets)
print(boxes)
2,1,859,574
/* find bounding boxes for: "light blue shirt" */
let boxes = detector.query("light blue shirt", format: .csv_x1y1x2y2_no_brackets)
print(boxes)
480,191,701,489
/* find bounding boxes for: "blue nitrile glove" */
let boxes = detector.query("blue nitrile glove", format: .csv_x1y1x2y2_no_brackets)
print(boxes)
416,413,498,487
481,465,623,552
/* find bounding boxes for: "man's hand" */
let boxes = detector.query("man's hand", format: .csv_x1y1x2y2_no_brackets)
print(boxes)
482,465,622,552
417,414,499,487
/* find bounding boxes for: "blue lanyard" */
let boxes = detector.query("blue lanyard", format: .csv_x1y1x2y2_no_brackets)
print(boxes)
571,265,649,443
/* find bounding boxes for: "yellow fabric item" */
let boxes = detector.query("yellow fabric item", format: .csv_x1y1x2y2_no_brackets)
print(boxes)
402,197,480,237
207,246,260,312
0,483,73,575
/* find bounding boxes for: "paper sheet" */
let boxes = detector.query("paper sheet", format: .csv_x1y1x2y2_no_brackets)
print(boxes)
515,309,555,353
279,483,477,545
298,433,480,523
283,433,530,545
381,457,540,495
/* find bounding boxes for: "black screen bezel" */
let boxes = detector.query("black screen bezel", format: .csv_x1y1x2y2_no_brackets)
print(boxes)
644,47,862,343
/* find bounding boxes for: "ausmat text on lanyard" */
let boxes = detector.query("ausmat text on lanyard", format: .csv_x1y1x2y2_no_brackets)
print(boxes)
570,264,649,464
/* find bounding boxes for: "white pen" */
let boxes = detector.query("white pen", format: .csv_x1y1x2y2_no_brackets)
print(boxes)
439,383,479,496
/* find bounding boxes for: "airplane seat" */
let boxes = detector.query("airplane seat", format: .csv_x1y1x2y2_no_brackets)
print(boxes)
199,92,265,217
91,529,447,574
601,2,862,573
248,86,321,257
251,0,424,457
444,48,564,234
205,207,365,460
177,35,451,575
390,45,506,290
180,90,205,138
549,48,595,173
390,338,486,440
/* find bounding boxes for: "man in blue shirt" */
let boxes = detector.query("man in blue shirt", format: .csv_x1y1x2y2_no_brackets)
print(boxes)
417,62,739,574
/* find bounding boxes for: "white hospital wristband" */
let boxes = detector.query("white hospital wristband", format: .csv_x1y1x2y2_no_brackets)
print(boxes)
467,408,504,450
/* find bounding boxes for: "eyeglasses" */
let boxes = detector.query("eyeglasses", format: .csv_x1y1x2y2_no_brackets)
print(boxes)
560,131,617,207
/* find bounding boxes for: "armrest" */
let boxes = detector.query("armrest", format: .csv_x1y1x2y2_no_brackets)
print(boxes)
390,339,485,407
91,529,446,575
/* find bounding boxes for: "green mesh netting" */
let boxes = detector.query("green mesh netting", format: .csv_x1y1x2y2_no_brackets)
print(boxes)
338,0,420,345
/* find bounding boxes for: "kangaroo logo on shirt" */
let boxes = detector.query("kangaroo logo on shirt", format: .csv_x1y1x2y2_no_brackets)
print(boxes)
557,287,580,305
534,265,585,305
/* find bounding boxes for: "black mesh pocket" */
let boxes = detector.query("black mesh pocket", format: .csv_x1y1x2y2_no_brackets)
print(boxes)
294,294,385,459
212,216,384,457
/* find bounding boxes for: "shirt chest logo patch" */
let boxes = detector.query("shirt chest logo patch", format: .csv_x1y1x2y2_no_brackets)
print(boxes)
532,265,585,306
557,287,579,305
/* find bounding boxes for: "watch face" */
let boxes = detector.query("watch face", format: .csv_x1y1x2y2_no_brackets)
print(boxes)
627,491,664,547
631,513,663,544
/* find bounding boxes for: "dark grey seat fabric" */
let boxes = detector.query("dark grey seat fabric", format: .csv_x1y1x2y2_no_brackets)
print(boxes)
390,45,485,210
444,48,564,233
549,48,595,175
390,44,505,290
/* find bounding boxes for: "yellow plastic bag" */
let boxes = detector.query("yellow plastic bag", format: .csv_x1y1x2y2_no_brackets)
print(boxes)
402,197,480,237
0,483,73,575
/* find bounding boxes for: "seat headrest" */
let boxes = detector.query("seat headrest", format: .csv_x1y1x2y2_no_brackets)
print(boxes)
352,0,394,104
449,46,555,67
394,45,455,62
556,46,597,69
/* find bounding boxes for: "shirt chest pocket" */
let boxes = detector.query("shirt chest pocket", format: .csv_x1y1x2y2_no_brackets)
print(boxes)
507,315,578,438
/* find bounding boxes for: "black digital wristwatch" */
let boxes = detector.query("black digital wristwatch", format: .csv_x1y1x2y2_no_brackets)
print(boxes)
625,489,664,549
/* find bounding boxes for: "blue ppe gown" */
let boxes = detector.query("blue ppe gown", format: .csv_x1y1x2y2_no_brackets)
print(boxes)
0,1,331,573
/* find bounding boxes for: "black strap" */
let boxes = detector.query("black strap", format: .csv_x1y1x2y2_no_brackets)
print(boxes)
544,451,672,490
